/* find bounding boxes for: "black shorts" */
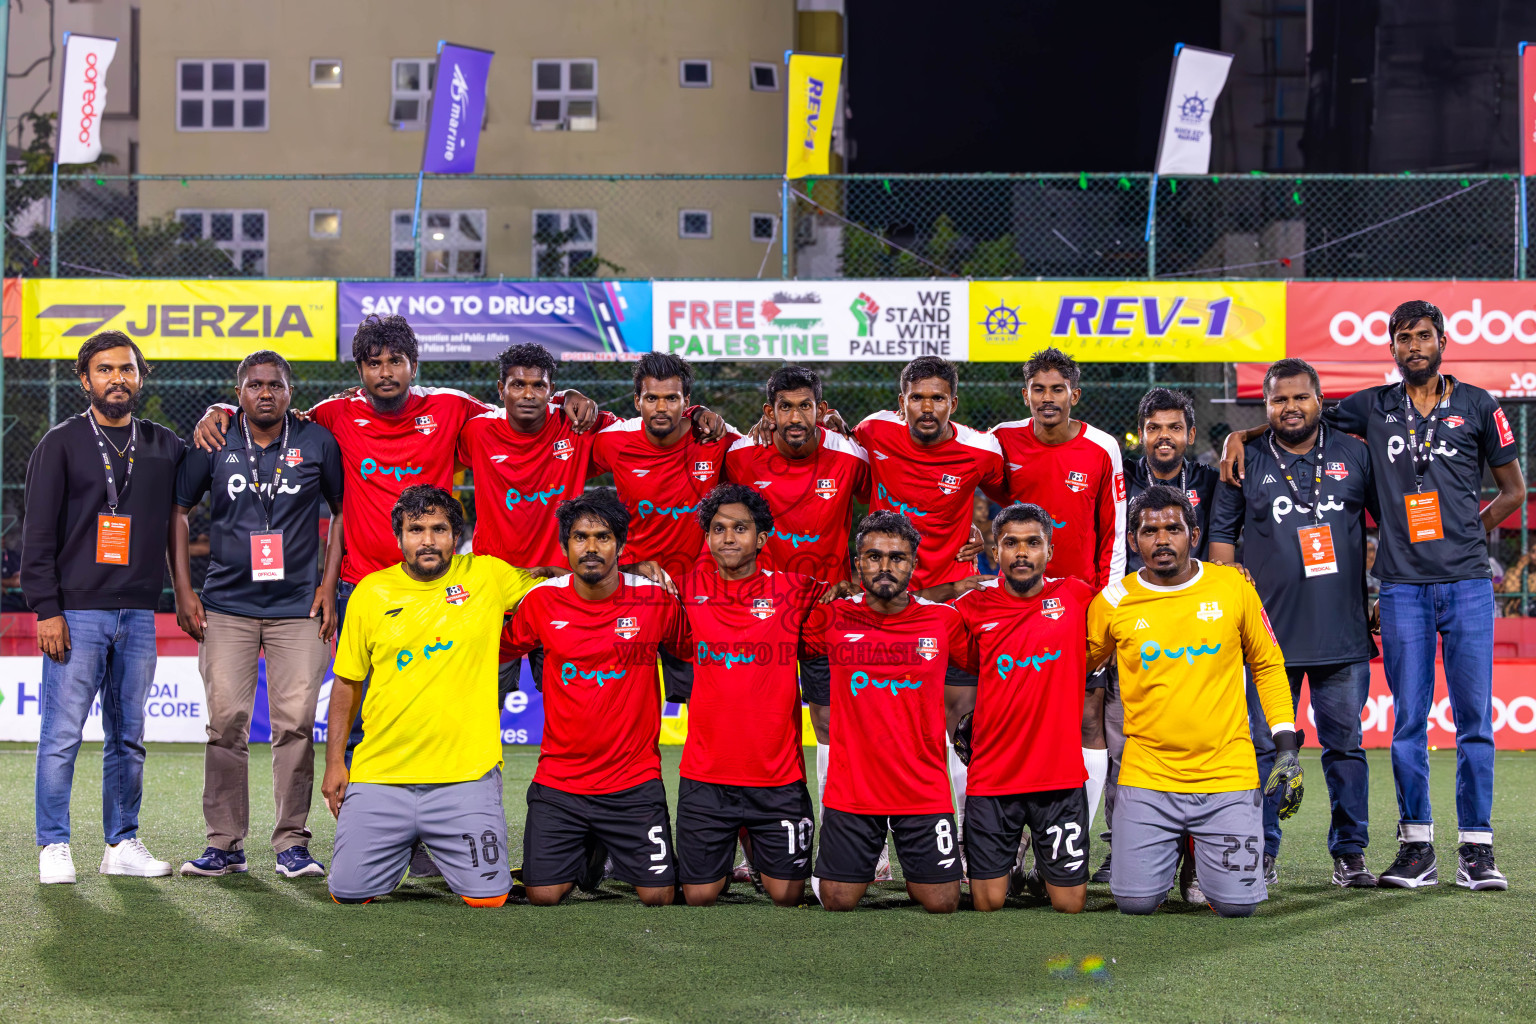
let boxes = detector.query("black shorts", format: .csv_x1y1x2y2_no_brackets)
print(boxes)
675,778,815,884
963,787,1090,887
521,778,676,888
814,806,963,885
1086,662,1111,692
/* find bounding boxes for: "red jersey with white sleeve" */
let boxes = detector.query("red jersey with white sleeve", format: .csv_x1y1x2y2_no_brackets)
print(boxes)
722,428,869,583
803,594,969,815
676,567,823,787
853,410,1009,591
951,576,1092,796
990,419,1126,591
309,386,491,585
503,572,688,795
456,405,620,568
591,418,739,580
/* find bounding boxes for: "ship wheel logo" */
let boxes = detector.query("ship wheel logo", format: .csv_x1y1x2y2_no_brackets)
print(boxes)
978,301,1022,341
1179,93,1208,122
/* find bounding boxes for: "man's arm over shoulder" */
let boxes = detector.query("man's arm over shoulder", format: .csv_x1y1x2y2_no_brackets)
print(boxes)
1322,387,1374,437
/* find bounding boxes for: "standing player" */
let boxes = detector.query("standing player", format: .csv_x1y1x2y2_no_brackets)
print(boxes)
504,490,689,906
674,483,826,907
1088,485,1304,917
802,512,970,914
950,503,1093,914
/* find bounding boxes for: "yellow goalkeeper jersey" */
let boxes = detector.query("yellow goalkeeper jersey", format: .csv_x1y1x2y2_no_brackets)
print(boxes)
1088,562,1291,794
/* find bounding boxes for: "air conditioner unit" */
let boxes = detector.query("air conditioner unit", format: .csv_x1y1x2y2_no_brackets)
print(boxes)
567,114,597,132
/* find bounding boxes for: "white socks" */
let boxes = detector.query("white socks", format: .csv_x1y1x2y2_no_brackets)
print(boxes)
816,743,829,821
947,737,968,837
1083,747,1109,833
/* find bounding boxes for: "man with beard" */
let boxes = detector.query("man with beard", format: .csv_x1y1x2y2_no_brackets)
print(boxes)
24,331,185,883
1223,300,1526,891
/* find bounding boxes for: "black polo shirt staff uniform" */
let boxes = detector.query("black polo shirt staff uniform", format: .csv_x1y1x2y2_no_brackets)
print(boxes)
1124,456,1219,572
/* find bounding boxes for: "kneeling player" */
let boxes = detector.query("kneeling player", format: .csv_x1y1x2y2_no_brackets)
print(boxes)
803,512,970,914
504,490,688,907
322,486,538,907
675,483,826,907
951,503,1092,913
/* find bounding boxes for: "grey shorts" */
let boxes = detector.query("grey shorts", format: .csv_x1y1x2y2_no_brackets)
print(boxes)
329,767,511,901
1111,785,1267,907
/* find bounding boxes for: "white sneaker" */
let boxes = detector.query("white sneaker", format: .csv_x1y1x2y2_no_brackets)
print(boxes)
40,843,76,884
99,838,172,877
874,843,893,882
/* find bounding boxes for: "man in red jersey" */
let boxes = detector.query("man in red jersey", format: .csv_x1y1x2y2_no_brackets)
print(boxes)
503,489,688,906
674,483,827,908
802,512,970,914
950,502,1093,914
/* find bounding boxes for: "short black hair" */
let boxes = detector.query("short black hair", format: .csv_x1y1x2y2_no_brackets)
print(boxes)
900,355,958,395
991,502,1055,544
633,352,693,398
391,484,465,540
75,330,149,379
1389,300,1445,340
556,487,630,549
1128,484,1197,536
1138,387,1196,431
854,510,922,555
1262,357,1321,399
498,343,557,385
696,482,774,534
352,313,419,366
236,350,293,387
1022,346,1080,389
765,364,822,405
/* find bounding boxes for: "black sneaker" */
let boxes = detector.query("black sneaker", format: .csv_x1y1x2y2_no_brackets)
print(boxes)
1178,838,1205,904
1331,853,1377,888
1377,842,1437,888
1090,852,1112,884
575,836,608,894
408,841,442,879
1263,853,1278,885
1455,843,1508,891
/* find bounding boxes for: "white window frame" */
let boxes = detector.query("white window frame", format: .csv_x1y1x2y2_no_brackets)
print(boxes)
310,59,342,89
678,209,712,240
391,208,487,278
531,209,598,276
177,208,268,275
390,58,436,129
310,209,342,240
176,59,269,132
749,212,778,243
750,62,780,92
531,59,598,128
679,60,712,88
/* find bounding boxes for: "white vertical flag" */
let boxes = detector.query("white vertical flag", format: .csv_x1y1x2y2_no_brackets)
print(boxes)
56,34,117,165
1153,44,1234,176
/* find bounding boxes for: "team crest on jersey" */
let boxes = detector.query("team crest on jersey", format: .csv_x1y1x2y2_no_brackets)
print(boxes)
1186,489,1201,507
1443,415,1465,429
1196,601,1223,622
937,473,962,495
551,439,574,462
1041,597,1064,620
414,415,438,436
916,637,939,661
615,616,640,639
690,460,715,482
752,598,775,620
1064,471,1089,494
815,478,838,500
282,448,303,467
1325,461,1349,480
444,585,471,606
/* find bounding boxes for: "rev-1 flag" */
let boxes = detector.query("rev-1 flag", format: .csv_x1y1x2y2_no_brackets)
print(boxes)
785,53,843,179
1153,44,1234,176
56,34,117,165
422,43,494,174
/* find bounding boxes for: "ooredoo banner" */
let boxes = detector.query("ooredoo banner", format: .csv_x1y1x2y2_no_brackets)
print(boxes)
1287,281,1536,361
1295,661,1536,751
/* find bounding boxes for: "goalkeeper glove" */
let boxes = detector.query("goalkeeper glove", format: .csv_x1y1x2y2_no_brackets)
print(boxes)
1263,729,1305,820
952,711,974,766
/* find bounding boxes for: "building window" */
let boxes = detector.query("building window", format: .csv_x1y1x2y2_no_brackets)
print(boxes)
531,59,597,128
750,212,778,242
178,208,267,274
679,60,712,88
391,209,486,277
679,209,712,239
391,58,436,128
310,209,341,239
177,60,268,131
532,209,597,276
750,62,780,92
310,59,342,88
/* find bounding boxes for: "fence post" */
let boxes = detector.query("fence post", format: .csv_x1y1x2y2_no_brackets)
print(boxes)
780,177,790,278
1145,175,1157,279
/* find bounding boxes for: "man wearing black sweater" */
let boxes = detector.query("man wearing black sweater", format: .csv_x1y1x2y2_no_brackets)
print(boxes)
23,332,184,884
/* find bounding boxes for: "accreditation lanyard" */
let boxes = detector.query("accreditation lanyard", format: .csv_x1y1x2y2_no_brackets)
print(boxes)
1267,423,1326,523
84,411,136,512
1403,376,1447,493
240,412,290,531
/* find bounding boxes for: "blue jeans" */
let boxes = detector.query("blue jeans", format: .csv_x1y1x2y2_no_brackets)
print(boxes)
1251,662,1372,858
335,580,366,766
35,609,158,846
1378,578,1496,843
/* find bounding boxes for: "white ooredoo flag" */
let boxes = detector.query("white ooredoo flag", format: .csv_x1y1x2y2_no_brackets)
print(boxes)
1153,44,1234,176
56,33,117,165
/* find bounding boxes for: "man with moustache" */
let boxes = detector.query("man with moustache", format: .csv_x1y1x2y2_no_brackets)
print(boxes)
24,331,186,884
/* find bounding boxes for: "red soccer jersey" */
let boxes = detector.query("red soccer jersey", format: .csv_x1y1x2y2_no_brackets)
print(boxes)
310,386,491,585
677,567,823,787
457,405,620,569
991,418,1126,591
951,576,1092,796
804,595,969,815
503,572,687,795
591,418,739,580
723,428,869,583
853,410,1008,591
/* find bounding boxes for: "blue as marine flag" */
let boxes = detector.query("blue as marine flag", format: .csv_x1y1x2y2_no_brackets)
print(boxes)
422,43,494,174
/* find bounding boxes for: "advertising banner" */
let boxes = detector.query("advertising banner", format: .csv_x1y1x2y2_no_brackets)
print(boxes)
2,279,19,358
1523,43,1536,177
1154,45,1234,176
785,53,843,179
20,279,337,361
1235,360,1536,400
653,280,967,362
1286,281,1536,362
421,43,493,175
0,656,208,742
55,33,117,165
338,281,651,361
969,281,1284,362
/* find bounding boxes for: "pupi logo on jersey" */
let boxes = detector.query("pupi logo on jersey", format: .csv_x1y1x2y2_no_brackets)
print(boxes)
751,598,775,620
551,439,573,462
414,415,438,436
615,616,640,640
916,637,939,661
1196,601,1223,622
815,478,838,500
444,584,471,606
1041,597,1064,620
690,460,715,482
937,473,961,495
282,448,303,467
1064,471,1088,494
1325,461,1349,480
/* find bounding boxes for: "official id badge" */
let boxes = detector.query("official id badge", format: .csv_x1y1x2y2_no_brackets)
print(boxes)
1297,524,1338,577
1404,491,1445,543
95,514,131,565
251,531,285,581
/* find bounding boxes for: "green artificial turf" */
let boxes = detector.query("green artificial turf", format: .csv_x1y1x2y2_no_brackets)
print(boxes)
1,742,1533,1023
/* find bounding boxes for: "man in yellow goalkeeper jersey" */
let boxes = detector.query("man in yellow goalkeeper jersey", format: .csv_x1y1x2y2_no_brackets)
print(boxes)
1087,484,1304,918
